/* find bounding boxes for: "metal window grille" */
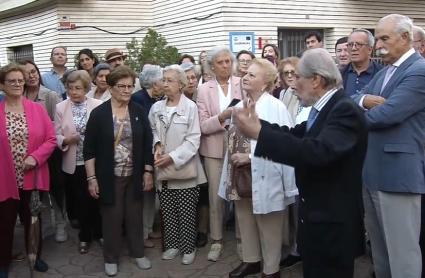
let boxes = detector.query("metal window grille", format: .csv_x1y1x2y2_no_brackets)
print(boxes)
278,29,324,58
7,44,34,63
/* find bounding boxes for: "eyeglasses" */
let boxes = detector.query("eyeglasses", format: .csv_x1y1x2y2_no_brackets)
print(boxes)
347,42,368,49
283,70,296,77
27,69,38,76
115,84,135,91
238,59,252,65
5,79,25,86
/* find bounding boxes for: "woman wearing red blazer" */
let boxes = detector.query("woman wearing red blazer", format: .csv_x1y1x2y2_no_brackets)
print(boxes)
0,64,56,276
196,46,242,261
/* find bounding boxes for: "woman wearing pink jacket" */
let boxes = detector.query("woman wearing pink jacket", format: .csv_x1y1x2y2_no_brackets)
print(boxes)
0,64,56,277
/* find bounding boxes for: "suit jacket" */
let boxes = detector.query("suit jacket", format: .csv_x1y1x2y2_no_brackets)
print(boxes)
54,97,102,174
196,77,242,158
352,52,425,193
0,98,56,201
255,89,368,271
83,100,153,205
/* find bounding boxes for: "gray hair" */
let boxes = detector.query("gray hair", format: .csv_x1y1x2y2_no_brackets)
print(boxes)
206,46,236,73
351,28,375,47
163,64,188,87
413,25,425,41
139,64,163,89
93,63,111,78
298,48,342,89
379,14,413,41
181,62,201,78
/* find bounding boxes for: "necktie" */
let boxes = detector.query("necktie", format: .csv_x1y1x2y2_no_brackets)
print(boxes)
380,65,397,94
306,107,318,131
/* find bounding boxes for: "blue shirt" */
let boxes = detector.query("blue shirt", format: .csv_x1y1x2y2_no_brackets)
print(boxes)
41,68,66,99
341,60,383,96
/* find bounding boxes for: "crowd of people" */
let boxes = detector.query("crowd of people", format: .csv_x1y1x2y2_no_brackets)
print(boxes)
0,12,425,278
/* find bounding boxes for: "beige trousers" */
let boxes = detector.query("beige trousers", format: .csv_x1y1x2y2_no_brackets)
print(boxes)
203,157,225,240
235,198,284,274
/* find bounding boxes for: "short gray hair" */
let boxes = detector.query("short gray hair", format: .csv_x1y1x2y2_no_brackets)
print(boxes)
139,65,163,89
298,48,342,89
379,14,413,41
93,63,111,78
163,65,188,87
206,46,236,73
413,25,425,41
350,28,375,47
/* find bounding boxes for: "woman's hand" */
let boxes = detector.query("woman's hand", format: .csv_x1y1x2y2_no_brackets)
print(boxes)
231,153,250,167
154,154,173,168
88,179,100,199
218,107,233,123
143,172,154,191
63,133,80,146
23,155,37,171
154,144,162,162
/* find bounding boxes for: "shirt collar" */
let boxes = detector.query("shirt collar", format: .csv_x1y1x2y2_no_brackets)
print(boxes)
393,48,415,67
313,88,338,112
348,60,375,75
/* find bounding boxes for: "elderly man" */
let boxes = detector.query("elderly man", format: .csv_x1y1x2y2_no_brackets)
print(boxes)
413,25,425,57
233,48,367,278
42,46,68,99
352,14,425,278
305,31,323,49
341,29,383,96
335,36,349,68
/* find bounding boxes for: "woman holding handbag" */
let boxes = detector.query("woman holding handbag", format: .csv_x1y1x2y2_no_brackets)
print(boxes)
149,65,205,265
84,66,153,277
218,59,298,278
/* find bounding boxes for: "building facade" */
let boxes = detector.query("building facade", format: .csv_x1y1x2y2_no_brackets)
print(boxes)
1,0,425,72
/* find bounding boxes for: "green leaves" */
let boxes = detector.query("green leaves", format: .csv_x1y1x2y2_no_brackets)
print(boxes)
126,29,180,72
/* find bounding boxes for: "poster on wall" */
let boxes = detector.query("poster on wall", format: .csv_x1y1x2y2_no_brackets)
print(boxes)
229,32,255,53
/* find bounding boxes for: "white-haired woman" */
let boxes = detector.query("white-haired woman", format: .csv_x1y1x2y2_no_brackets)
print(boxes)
197,46,242,261
131,64,164,248
219,59,297,278
149,65,206,265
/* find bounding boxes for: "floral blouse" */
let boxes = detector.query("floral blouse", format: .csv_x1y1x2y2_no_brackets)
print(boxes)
71,101,88,164
6,111,28,189
113,113,133,177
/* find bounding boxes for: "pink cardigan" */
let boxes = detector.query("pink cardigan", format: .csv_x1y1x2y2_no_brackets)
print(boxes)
196,77,242,158
0,98,56,202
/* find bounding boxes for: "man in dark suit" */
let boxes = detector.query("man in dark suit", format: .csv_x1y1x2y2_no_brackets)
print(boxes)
233,48,368,278
352,14,425,278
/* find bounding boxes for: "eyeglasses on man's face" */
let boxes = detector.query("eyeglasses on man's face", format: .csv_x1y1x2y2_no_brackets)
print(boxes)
347,42,368,49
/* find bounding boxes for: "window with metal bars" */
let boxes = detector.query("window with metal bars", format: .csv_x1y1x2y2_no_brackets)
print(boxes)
7,44,34,63
278,29,324,58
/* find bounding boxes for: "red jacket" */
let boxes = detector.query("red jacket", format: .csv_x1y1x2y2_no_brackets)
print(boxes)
0,98,56,202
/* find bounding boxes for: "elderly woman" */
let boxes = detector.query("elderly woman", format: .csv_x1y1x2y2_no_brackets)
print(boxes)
181,62,199,101
131,64,164,248
149,65,205,265
84,66,153,276
0,64,56,276
219,59,297,278
278,57,302,121
87,63,112,102
76,48,99,80
54,70,103,254
235,50,255,77
197,46,242,261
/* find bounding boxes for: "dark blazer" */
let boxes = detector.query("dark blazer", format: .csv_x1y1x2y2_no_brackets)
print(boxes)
84,100,153,205
255,89,368,278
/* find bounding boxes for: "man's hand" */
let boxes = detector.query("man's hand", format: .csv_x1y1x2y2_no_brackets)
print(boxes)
233,99,261,139
363,94,385,109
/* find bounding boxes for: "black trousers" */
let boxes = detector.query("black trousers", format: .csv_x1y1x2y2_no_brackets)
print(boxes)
64,165,102,242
